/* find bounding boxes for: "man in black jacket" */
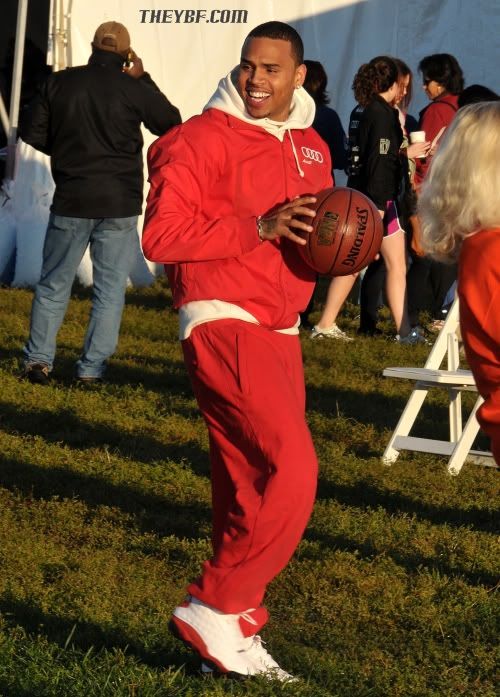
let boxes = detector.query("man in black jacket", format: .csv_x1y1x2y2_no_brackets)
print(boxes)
21,21,181,384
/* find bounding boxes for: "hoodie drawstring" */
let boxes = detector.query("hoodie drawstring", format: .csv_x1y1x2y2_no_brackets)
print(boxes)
287,130,305,178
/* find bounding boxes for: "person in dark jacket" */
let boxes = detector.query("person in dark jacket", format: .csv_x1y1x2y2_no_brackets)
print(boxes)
303,59,347,172
21,21,181,384
347,56,424,343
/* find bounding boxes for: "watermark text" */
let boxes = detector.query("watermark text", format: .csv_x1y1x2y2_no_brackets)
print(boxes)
139,9,248,23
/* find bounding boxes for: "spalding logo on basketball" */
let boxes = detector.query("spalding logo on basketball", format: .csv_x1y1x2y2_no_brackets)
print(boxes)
298,187,383,276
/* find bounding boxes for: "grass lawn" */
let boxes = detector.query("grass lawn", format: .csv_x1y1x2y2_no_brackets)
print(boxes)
0,278,498,697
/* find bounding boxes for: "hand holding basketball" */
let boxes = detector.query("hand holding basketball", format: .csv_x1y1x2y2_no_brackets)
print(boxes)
258,196,317,245
296,187,383,276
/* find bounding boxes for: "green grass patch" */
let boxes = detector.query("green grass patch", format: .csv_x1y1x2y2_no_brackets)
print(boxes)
0,279,498,696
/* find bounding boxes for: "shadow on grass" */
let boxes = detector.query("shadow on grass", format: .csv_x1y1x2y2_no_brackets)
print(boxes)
0,454,211,540
2,346,193,401
303,527,499,589
0,686,34,697
315,476,497,534
0,346,23,366
0,400,208,474
0,596,198,675
31,349,193,397
105,359,191,396
308,383,452,438
308,383,491,462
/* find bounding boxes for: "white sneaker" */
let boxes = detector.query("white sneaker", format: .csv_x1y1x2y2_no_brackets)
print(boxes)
395,327,428,345
243,635,296,682
170,597,293,681
310,323,353,341
201,636,295,682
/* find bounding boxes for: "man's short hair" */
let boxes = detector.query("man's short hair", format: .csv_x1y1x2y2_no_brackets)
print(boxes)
246,22,304,65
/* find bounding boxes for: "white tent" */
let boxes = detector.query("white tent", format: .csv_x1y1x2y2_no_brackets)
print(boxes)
2,0,499,286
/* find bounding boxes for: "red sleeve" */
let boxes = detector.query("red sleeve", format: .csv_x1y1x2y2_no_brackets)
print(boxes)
458,231,500,461
460,259,500,368
415,101,456,187
142,125,260,264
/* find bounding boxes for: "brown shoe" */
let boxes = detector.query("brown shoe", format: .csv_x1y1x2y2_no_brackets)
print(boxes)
22,363,50,385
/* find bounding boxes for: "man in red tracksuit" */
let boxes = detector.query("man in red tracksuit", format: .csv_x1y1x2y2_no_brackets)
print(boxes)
142,21,332,680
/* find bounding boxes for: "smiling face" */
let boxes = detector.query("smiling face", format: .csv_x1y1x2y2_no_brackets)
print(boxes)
236,36,306,122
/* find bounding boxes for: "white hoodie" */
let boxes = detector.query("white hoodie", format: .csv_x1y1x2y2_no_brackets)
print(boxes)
204,69,316,142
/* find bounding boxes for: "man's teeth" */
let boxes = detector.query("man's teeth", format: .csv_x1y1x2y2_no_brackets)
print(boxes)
248,91,269,100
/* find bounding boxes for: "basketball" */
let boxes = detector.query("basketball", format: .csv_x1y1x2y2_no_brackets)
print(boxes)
297,187,383,276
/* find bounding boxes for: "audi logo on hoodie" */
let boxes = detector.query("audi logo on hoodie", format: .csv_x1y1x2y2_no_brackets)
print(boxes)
301,147,324,163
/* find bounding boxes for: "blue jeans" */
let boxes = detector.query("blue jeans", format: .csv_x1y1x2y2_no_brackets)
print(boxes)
24,214,138,378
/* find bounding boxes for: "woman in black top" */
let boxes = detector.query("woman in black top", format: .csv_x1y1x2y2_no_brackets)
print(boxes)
347,56,423,343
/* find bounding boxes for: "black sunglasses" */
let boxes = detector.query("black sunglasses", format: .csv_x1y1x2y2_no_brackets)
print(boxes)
423,77,432,86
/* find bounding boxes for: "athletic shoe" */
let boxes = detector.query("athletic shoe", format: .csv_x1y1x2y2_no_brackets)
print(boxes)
310,323,353,341
22,362,50,385
200,636,296,682
170,596,294,681
395,328,428,345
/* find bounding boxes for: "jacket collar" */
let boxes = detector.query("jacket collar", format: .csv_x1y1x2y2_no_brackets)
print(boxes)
88,49,124,69
373,94,395,112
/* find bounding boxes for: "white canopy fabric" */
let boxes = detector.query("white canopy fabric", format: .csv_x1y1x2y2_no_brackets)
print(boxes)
2,0,499,286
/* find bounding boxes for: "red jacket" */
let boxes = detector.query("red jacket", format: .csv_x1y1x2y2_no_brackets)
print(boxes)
415,93,459,187
142,108,332,330
458,228,500,464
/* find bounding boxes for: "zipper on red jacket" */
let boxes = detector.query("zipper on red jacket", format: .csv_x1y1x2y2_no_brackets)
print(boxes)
273,139,291,328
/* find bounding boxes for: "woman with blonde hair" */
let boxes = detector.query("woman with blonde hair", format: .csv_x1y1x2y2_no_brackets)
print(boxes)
419,101,500,464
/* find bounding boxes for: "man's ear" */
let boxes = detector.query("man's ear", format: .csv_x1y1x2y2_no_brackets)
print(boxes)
295,63,306,89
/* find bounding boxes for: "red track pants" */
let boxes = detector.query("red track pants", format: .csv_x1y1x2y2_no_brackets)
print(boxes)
181,319,318,617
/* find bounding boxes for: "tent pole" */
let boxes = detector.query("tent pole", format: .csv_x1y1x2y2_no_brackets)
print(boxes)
5,0,29,181
47,0,55,68
53,0,68,72
0,93,9,138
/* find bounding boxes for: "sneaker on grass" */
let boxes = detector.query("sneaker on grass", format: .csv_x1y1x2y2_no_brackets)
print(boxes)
200,636,296,682
310,323,353,341
170,596,295,682
395,327,428,345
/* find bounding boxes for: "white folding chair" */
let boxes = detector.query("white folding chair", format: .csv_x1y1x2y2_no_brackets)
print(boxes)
382,298,496,475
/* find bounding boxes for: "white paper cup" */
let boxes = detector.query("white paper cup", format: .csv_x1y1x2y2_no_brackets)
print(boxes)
410,130,426,143
409,131,426,157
